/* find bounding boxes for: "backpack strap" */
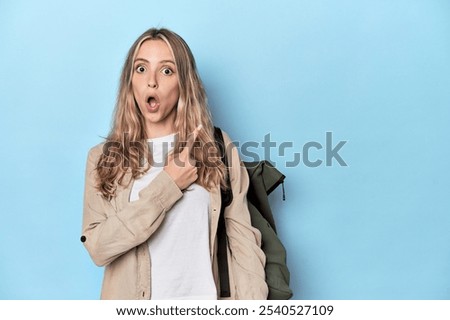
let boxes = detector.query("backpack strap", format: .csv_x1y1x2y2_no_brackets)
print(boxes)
214,127,232,206
214,126,232,298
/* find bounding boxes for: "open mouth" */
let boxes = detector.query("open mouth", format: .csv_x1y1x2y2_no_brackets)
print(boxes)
146,96,160,111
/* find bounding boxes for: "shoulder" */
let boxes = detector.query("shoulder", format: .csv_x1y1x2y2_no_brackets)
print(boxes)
217,128,248,175
86,142,106,163
215,128,242,161
89,142,107,156
217,129,236,149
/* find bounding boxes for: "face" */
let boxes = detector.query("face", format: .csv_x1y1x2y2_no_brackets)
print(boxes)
132,39,180,137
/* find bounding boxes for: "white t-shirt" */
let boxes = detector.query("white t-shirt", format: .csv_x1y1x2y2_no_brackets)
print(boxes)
129,133,217,300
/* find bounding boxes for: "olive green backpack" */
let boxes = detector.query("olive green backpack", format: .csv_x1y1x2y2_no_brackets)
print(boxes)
214,127,293,300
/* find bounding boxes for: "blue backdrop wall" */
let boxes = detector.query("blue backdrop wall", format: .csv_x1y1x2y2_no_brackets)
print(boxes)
1,0,449,299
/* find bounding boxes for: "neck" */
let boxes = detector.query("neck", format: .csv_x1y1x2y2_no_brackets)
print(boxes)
145,122,176,139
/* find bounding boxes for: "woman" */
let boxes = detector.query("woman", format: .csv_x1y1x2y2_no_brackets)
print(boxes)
81,28,267,300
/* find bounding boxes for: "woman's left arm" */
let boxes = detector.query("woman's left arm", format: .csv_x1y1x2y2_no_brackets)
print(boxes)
222,131,268,300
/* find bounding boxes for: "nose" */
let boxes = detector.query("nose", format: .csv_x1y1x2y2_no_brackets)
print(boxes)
147,72,158,89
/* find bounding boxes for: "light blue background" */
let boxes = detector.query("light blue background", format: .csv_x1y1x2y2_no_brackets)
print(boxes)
1,0,449,299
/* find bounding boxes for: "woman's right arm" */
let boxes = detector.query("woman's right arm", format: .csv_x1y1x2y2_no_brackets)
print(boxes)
81,145,183,267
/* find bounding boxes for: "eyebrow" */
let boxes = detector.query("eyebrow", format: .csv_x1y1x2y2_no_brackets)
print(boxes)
134,58,176,65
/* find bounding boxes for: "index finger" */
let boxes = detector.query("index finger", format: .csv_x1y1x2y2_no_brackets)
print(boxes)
184,124,202,153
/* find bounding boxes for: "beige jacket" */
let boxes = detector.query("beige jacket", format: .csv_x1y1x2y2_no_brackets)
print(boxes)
81,131,268,299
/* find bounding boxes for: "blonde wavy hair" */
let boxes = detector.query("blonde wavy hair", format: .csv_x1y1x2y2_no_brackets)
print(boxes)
96,28,226,199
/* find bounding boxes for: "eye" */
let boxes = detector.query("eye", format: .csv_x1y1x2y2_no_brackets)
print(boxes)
161,67,174,76
135,65,146,73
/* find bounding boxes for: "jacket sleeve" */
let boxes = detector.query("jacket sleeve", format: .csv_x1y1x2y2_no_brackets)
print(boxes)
81,144,183,267
222,132,269,300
